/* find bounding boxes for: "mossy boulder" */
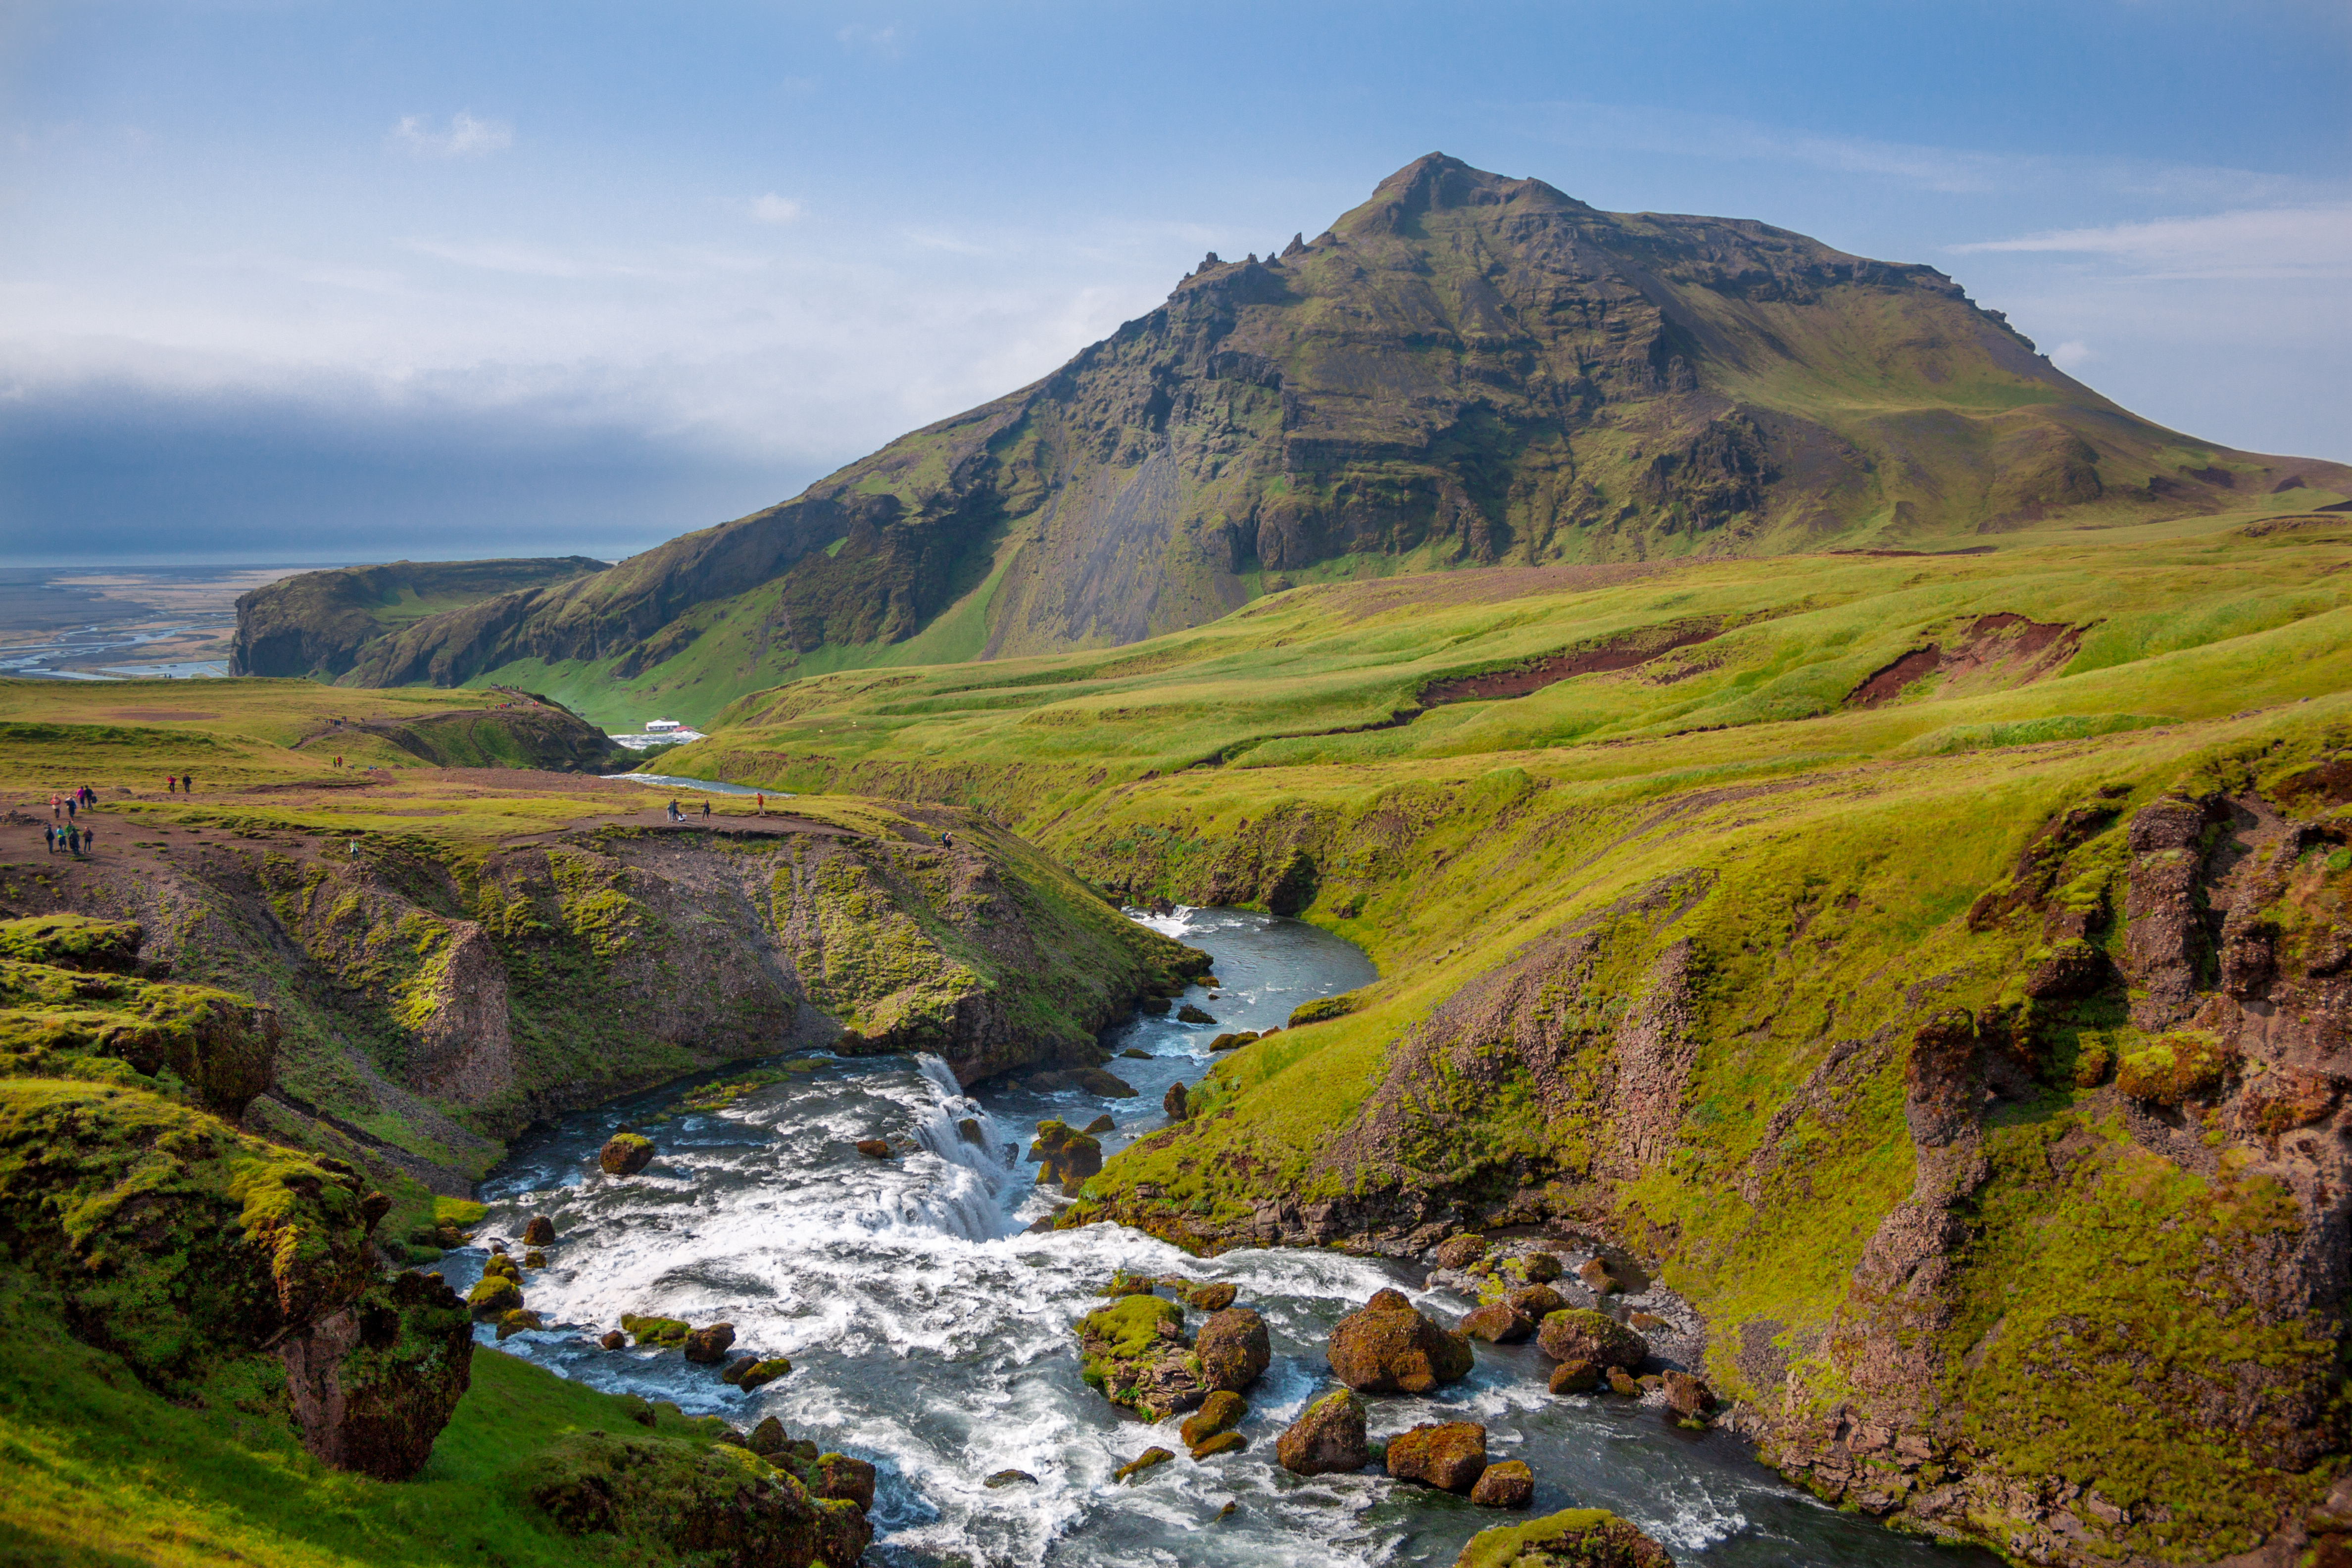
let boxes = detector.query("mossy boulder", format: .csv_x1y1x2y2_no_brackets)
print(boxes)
1435,1232,1487,1269
684,1322,737,1364
515,1428,872,1568
812,1452,876,1512
0,914,144,973
1176,1004,1216,1025
1548,1359,1599,1394
1326,1289,1474,1394
1075,1292,1202,1420
1028,1120,1102,1191
1462,1303,1535,1343
1471,1460,1535,1510
1535,1310,1645,1372
1454,1507,1675,1567
484,1253,522,1282
1276,1388,1369,1475
1286,989,1361,1028
622,1313,691,1347
1114,1446,1175,1482
599,1133,655,1176
278,1268,475,1480
1195,1305,1270,1392
2116,1031,2232,1103
727,1356,792,1390
522,1215,555,1246
1189,1430,1246,1460
1179,1389,1248,1449
466,1275,523,1315
496,1308,543,1340
1387,1420,1488,1492
1182,1280,1236,1311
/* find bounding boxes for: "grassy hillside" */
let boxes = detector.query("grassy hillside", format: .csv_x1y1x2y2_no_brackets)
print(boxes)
656,504,2352,1563
303,155,2350,728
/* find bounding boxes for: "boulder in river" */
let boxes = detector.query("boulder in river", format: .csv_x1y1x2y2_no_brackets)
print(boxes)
1189,1431,1246,1461
484,1253,522,1282
736,1357,792,1391
854,1138,892,1159
599,1329,626,1351
1027,1120,1103,1191
1196,1306,1271,1392
1075,1294,1203,1421
1460,1303,1534,1343
1662,1371,1715,1421
598,1133,655,1176
1206,1031,1259,1052
1114,1446,1175,1482
1120,1047,1153,1059
1183,1280,1236,1311
523,1215,555,1246
1386,1421,1487,1493
1548,1359,1599,1394
748,1416,787,1455
495,1308,543,1340
523,1250,547,1270
1179,1389,1248,1450
984,1469,1037,1488
622,1313,691,1348
683,1323,736,1364
1083,1114,1116,1134
1607,1367,1641,1396
1536,1309,1646,1371
1177,1004,1216,1024
1074,1069,1137,1098
1326,1289,1473,1394
1452,1508,1675,1568
466,1274,523,1315
956,1117,984,1145
1507,1284,1568,1319
1471,1460,1535,1510
1435,1232,1487,1270
1277,1388,1369,1475
1162,1080,1190,1120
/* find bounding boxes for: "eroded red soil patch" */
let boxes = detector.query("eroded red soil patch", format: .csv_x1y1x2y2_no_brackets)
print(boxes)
1420,622,1724,705
1847,613,2078,707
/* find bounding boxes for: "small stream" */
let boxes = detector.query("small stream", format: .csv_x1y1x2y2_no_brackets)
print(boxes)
459,907,1990,1567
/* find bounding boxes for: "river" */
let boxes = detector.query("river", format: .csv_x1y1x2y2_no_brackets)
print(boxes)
458,906,1991,1567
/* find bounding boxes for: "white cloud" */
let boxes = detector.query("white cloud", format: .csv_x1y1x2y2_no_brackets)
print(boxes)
1950,205,2352,281
391,111,513,158
750,193,803,224
834,23,900,54
2048,340,2096,370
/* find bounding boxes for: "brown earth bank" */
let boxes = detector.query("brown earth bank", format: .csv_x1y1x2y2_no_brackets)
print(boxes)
0,774,1203,1199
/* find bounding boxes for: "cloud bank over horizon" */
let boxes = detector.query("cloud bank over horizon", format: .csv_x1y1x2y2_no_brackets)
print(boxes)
3,0,2346,564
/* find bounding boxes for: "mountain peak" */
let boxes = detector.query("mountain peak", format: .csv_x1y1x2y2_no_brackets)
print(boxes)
1353,151,1590,229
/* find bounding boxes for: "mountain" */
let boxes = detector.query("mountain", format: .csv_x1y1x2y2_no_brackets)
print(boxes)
315,154,2350,725
229,556,607,680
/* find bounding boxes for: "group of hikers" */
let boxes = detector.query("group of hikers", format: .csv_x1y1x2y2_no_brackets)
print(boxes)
660,792,774,823
163,773,196,793
45,786,101,857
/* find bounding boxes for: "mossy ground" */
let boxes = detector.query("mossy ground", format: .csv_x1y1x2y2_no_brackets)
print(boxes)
0,1268,757,1567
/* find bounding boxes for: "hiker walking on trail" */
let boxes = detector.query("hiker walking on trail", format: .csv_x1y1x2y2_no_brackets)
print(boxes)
755,791,764,816
183,774,193,793
66,826,80,856
81,827,94,855
701,800,711,821
42,825,53,854
166,775,176,794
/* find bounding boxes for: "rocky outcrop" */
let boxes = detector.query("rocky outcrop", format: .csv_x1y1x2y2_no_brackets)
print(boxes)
1029,1121,1103,1191
1325,1288,1474,1394
600,1133,655,1175
278,1271,474,1479
518,1428,871,1568
229,557,605,679
1471,1460,1535,1510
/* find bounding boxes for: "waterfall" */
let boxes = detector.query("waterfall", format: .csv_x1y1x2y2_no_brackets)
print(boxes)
903,1054,1018,1241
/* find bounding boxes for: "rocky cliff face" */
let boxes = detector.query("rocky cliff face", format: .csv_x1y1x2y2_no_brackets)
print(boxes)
316,154,2350,716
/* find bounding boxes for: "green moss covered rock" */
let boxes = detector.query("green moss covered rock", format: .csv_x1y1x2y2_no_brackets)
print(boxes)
598,1132,655,1176
1455,1507,1674,1567
279,1269,475,1479
1325,1289,1474,1394
0,959,278,1118
1535,1310,1645,1372
467,1275,523,1315
2115,1030,2232,1103
0,915,144,973
1076,1293,1202,1420
1028,1120,1102,1191
622,1313,690,1347
515,1428,872,1568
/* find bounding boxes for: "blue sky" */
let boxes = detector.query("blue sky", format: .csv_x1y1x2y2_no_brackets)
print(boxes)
2,0,2347,565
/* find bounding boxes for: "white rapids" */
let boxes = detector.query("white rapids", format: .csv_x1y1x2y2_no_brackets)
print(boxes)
453,907,1991,1568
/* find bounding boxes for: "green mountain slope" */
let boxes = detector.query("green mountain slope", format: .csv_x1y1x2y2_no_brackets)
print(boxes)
658,505,2352,1564
318,154,2351,729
